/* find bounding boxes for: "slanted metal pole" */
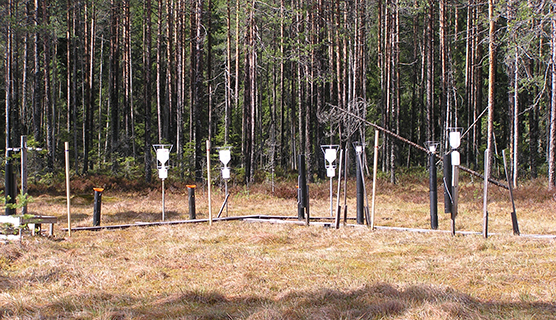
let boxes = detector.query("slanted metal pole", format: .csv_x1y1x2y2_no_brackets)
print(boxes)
443,153,452,215
335,149,344,229
355,151,364,225
225,180,229,217
502,150,520,235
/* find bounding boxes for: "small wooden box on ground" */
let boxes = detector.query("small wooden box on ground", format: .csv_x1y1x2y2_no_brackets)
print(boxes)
0,215,58,237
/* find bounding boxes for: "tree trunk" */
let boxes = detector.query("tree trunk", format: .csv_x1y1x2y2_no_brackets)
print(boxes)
157,0,164,143
144,0,153,183
486,0,496,181
549,0,556,190
109,0,120,171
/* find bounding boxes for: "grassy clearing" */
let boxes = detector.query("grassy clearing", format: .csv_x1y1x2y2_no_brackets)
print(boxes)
1,176,556,319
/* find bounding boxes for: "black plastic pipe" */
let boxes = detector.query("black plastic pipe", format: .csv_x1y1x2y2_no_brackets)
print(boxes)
4,154,16,216
298,154,308,221
429,152,438,229
187,185,196,219
443,153,452,214
93,188,104,226
355,153,364,225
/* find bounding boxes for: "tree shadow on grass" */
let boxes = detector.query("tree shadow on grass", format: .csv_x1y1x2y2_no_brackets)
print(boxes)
6,282,554,319
131,283,556,319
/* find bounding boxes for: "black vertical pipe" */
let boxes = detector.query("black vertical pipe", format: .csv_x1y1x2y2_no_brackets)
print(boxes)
355,153,364,225
93,188,104,226
298,154,308,220
187,185,196,219
297,185,304,220
443,153,452,214
429,152,438,229
5,152,16,216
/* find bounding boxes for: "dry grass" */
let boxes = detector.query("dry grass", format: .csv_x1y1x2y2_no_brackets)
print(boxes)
1,175,556,319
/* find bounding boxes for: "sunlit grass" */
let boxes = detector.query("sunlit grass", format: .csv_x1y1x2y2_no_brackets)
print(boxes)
1,175,556,319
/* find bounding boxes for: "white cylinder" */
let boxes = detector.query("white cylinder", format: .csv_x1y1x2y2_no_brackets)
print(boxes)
327,167,335,177
451,151,460,166
158,168,168,179
222,167,230,179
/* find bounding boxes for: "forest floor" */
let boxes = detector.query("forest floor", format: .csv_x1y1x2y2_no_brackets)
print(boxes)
1,173,556,319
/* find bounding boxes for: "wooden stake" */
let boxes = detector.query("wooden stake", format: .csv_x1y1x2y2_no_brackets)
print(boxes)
65,142,71,237
483,149,490,238
207,140,212,226
371,130,379,229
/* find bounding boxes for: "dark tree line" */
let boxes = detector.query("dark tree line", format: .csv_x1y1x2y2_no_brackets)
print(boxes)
2,0,556,189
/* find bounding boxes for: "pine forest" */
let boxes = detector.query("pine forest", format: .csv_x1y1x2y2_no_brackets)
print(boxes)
3,0,556,189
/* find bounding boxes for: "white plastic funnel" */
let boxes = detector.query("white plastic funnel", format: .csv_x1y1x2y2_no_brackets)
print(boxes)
157,148,170,165
325,148,337,164
219,149,231,166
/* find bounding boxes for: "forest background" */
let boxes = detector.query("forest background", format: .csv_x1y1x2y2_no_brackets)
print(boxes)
2,0,556,190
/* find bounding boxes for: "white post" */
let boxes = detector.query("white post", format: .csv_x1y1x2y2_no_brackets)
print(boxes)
207,140,212,226
65,142,71,237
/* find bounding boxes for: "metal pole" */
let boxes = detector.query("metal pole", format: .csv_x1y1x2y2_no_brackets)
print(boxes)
371,130,379,229
217,193,230,218
65,142,71,237
335,149,344,229
329,176,333,217
429,151,438,229
162,178,165,221
502,150,520,235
